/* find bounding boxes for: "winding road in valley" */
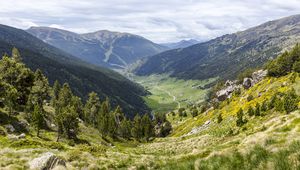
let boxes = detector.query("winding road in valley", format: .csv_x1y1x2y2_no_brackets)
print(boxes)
154,86,181,109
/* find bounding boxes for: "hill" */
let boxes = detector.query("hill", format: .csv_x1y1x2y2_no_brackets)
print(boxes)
160,39,199,49
27,27,167,69
0,24,150,116
135,14,300,80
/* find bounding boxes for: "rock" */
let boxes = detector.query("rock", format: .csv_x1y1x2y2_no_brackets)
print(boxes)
29,152,66,170
5,124,15,133
216,82,241,101
8,133,26,141
11,120,30,133
252,70,267,84
243,78,253,89
18,133,26,139
8,134,19,141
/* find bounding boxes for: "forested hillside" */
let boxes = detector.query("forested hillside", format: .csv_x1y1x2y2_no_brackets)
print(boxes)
0,24,150,116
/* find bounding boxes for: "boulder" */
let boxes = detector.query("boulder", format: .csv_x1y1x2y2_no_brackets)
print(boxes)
243,78,253,89
29,152,66,170
8,133,26,141
5,124,15,133
252,70,267,84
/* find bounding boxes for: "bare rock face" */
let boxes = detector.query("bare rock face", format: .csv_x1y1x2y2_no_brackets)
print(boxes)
252,70,268,84
216,81,241,101
29,152,66,170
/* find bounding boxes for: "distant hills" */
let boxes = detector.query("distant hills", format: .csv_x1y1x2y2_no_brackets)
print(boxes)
160,39,199,49
0,24,150,116
27,27,167,69
135,14,300,80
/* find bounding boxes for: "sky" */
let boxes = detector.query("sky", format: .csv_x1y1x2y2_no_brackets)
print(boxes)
0,0,300,43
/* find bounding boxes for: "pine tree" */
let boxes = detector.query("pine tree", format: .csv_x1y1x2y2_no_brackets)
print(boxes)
236,108,245,127
55,83,73,142
98,98,110,136
32,104,44,137
61,106,79,140
261,101,268,112
255,103,261,116
51,80,61,107
247,106,255,117
0,54,34,109
84,92,101,126
131,114,142,140
30,69,49,107
217,113,223,123
119,119,132,139
12,47,22,63
142,114,153,141
283,89,299,114
191,109,198,117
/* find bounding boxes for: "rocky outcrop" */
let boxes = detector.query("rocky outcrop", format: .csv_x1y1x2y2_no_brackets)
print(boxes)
29,152,66,170
242,70,267,89
216,80,241,101
8,133,26,141
252,70,268,84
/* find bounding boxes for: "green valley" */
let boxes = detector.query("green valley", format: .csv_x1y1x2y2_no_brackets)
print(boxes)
131,74,217,113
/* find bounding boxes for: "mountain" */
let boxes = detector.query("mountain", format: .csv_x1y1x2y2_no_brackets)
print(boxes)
0,24,150,116
27,27,167,69
161,39,199,49
135,14,300,80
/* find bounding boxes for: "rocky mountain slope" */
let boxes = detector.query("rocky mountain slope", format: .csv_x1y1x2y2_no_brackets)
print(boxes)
135,14,300,80
0,24,149,116
160,39,199,49
27,27,167,69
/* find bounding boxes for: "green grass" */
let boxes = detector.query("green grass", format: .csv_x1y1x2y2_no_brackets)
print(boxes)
133,74,216,113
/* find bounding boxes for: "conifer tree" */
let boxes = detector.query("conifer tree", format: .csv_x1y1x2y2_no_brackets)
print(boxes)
142,114,153,141
283,89,299,114
98,97,110,136
55,83,73,141
31,69,49,107
255,103,261,116
236,108,245,127
32,104,44,137
247,106,255,117
131,114,142,140
119,119,132,139
12,47,22,63
84,92,101,126
51,80,61,107
61,106,79,140
217,113,223,123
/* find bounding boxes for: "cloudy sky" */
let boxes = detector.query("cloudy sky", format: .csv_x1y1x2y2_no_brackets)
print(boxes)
0,0,300,43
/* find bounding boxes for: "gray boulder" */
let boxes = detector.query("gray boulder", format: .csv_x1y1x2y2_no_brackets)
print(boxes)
243,78,253,89
29,152,66,170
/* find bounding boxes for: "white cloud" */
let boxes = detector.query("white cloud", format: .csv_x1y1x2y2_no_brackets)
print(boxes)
0,0,300,43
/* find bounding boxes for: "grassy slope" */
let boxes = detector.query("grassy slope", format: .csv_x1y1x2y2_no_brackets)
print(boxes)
0,74,300,169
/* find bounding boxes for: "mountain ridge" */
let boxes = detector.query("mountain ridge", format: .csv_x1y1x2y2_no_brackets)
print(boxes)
27,27,168,69
135,14,300,80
